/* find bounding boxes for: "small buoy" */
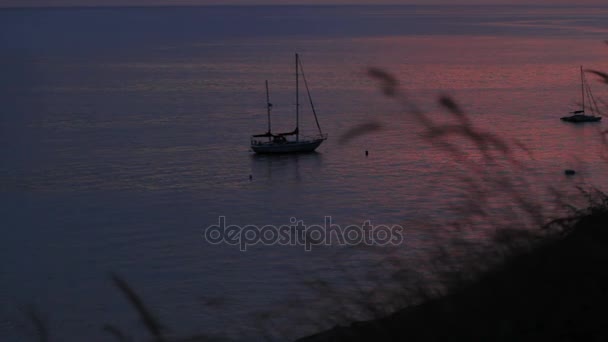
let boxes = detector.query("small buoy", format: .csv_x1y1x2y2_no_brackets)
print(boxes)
365,150,369,156
249,174,253,181
564,169,576,176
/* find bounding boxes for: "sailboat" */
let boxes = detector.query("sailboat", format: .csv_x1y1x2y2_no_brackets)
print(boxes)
250,53,327,154
561,66,602,123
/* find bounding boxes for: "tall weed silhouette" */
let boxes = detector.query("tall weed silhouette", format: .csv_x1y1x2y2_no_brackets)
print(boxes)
293,64,608,341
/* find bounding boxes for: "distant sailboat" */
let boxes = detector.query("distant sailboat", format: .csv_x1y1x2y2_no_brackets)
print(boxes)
250,53,327,154
561,66,602,123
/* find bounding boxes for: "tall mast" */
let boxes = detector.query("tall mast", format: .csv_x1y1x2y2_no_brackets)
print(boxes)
581,65,585,113
266,80,272,141
296,53,300,142
299,55,323,135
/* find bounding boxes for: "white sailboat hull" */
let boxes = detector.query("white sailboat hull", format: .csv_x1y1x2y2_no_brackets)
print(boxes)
251,137,325,154
560,114,601,123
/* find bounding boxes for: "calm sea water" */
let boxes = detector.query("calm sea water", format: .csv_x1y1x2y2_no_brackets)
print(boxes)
2,5,608,341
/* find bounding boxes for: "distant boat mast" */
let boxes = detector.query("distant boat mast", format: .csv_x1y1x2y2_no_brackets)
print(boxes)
266,80,272,141
295,53,300,142
580,65,585,113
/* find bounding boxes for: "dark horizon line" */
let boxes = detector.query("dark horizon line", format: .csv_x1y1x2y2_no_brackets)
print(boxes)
0,3,604,10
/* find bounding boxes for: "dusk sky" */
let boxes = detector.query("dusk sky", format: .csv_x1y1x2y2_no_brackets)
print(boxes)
0,0,605,7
